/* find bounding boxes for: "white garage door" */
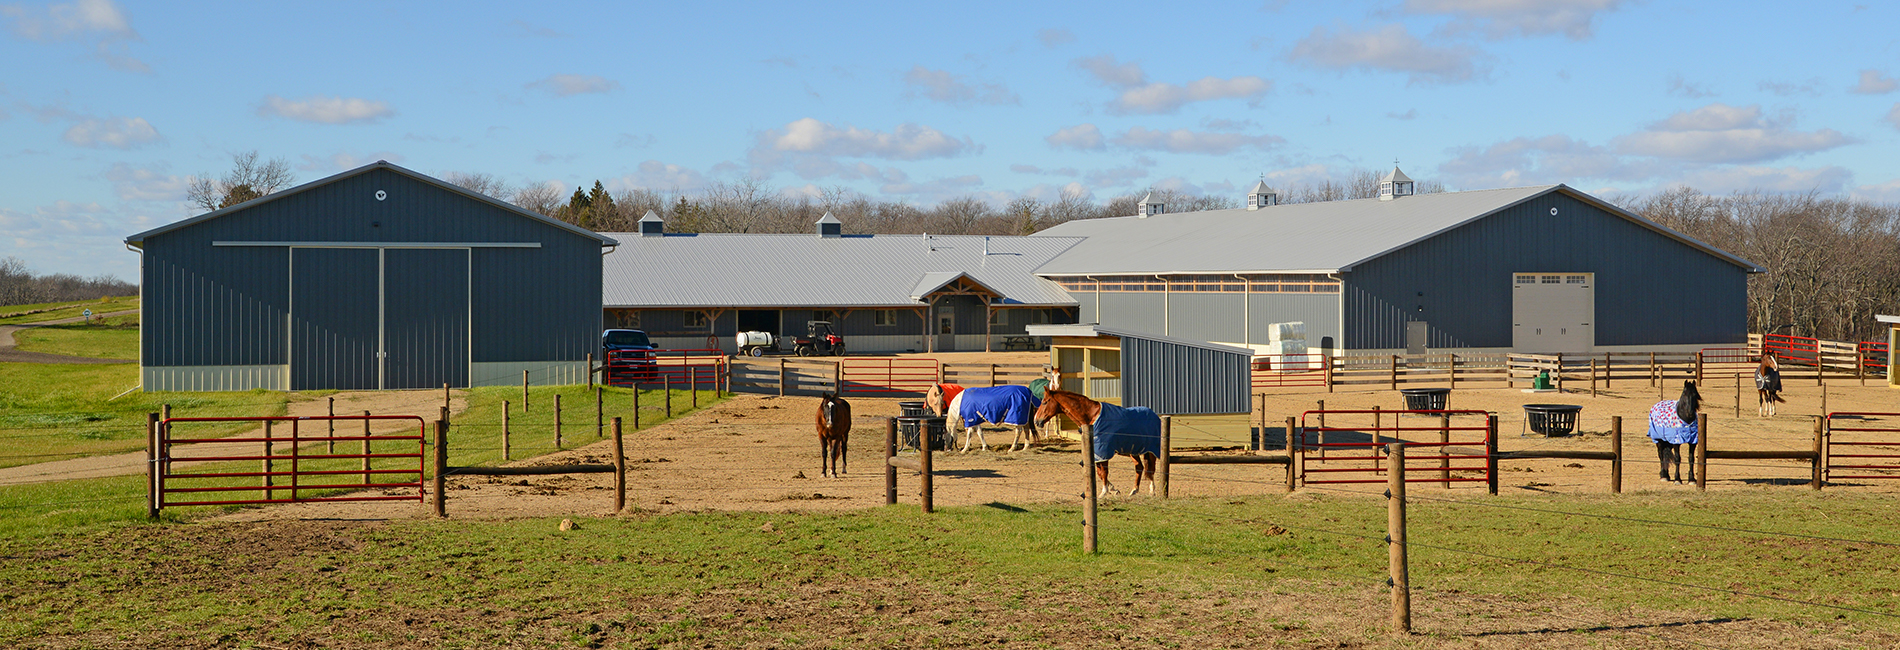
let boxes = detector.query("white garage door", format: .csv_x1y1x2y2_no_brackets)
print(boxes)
1512,273,1593,353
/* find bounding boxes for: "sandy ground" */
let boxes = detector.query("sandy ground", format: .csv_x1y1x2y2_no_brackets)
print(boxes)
212,368,1900,523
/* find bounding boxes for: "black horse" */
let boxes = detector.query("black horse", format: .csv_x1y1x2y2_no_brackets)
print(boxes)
1647,381,1701,483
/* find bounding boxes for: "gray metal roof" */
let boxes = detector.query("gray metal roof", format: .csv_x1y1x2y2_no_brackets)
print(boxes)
1381,166,1413,184
601,233,1084,308
125,161,618,247
1032,184,1762,275
1025,323,1255,355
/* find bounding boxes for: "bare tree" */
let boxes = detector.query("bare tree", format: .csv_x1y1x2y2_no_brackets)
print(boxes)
510,183,564,217
185,151,296,212
443,172,511,200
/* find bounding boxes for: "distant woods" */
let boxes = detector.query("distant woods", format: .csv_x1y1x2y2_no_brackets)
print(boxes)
0,257,136,308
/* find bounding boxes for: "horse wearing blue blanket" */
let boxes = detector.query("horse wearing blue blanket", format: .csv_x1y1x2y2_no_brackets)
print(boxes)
1034,387,1161,496
1648,381,1702,483
927,384,1042,452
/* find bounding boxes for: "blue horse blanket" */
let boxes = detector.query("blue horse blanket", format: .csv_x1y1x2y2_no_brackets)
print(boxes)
1647,400,1698,445
957,385,1038,428
1091,403,1162,462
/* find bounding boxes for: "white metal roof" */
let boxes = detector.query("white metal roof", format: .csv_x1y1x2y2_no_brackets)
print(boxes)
1031,184,1762,276
601,233,1084,309
1025,324,1255,356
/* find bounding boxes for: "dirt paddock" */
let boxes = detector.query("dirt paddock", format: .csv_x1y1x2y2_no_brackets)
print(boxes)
215,371,1900,523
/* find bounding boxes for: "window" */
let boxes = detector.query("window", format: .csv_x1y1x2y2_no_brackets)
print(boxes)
683,311,709,329
1515,275,1537,284
874,310,897,326
1566,275,1588,284
1541,275,1561,284
1242,273,1342,293
612,309,642,329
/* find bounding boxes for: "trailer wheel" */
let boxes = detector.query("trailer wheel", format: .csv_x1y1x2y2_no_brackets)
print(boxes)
747,347,764,357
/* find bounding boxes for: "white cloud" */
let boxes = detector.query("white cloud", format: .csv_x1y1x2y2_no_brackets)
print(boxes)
1850,70,1898,95
1010,164,1078,176
506,19,565,38
1084,166,1149,188
1614,104,1853,164
1111,76,1271,115
60,116,159,149
1072,54,1147,87
296,151,402,172
1666,73,1715,98
257,95,395,125
0,200,141,280
1110,127,1284,154
104,162,185,202
0,0,148,72
1045,124,1105,150
1438,134,1657,188
1887,104,1900,131
1036,28,1075,47
1675,165,1852,194
1388,108,1418,120
755,117,976,162
879,174,983,200
1758,78,1823,97
1404,0,1627,40
526,74,620,97
902,66,1019,106
615,133,657,149
1287,24,1485,85
612,160,710,194
1850,178,1900,203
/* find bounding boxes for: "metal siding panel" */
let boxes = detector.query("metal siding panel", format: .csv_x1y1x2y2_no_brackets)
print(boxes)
469,235,600,366
1168,293,1245,343
1120,337,1250,415
1247,293,1341,349
385,249,470,389
139,241,288,367
291,248,379,389
1097,292,1166,333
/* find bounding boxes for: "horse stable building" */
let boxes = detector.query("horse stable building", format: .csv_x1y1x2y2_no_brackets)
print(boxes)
599,212,1080,354
1031,169,1762,357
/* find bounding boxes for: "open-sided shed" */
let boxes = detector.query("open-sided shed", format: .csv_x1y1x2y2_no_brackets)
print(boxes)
1027,324,1255,447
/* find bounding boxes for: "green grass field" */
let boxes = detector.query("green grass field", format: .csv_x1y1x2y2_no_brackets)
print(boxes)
0,295,138,325
11,312,140,359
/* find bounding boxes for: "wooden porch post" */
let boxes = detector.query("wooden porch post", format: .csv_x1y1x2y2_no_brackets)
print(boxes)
984,302,992,353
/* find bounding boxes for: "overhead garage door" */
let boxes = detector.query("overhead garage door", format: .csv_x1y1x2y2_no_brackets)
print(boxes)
290,247,471,390
1512,273,1594,354
385,249,469,389
291,248,380,390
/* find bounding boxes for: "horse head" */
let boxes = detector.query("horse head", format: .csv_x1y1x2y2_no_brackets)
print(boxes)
819,392,841,430
1675,381,1700,424
1034,388,1098,431
924,383,944,416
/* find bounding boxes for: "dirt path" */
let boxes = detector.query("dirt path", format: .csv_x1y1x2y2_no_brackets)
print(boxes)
0,308,140,364
0,389,466,486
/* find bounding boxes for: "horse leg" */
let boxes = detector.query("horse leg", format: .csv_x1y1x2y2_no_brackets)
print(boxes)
1655,441,1672,480
820,438,832,478
837,434,847,477
1140,455,1156,495
1095,461,1118,497
1684,441,1696,483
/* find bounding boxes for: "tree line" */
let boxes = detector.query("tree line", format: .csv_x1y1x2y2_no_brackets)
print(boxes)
188,152,1900,343
0,257,137,308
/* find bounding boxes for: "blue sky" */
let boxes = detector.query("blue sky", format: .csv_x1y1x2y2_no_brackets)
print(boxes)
4,1,1899,281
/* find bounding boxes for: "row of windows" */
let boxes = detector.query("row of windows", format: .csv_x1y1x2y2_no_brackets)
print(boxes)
1049,274,1342,294
1515,274,1590,285
606,309,1031,331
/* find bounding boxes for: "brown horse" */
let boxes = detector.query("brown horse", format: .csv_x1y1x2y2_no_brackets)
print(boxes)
816,392,850,478
1033,388,1161,496
1755,352,1786,417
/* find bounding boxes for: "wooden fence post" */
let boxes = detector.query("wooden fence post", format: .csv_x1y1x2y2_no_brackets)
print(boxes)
920,421,934,514
1859,350,1866,387
613,417,626,513
1486,415,1499,496
327,397,335,453
1812,416,1824,491
1735,373,1742,418
834,361,842,394
361,410,372,486
443,383,450,412
262,420,274,501
502,400,511,460
990,363,999,387
1590,359,1597,397
693,367,700,409
1649,352,1657,388
1389,355,1398,390
1255,393,1265,451
1611,415,1623,494
1388,442,1411,636
1285,416,1298,492
1083,424,1097,555
1317,399,1327,459
523,370,530,411
587,353,594,389
1694,352,1704,385
1556,353,1566,392
1604,352,1612,388
778,359,787,397
664,376,673,419
885,417,898,506
1438,413,1450,488
146,412,159,520
632,386,641,430
432,417,447,518
1821,382,1828,418
1695,413,1708,492
1324,355,1334,393
1159,415,1171,499
596,387,604,437
554,393,563,449
1372,406,1382,473
1448,354,1458,389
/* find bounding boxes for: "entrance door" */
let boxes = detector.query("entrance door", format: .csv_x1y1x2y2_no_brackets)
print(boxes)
291,248,380,390
737,310,779,334
383,249,469,389
937,304,956,352
1512,273,1594,353
1405,321,1428,356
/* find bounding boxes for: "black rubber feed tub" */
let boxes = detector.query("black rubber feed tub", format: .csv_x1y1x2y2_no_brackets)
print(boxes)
897,415,953,451
1523,404,1583,436
1399,387,1450,411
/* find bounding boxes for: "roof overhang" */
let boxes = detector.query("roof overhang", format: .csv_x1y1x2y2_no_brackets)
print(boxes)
1025,324,1255,356
1876,315,1900,325
909,272,1006,301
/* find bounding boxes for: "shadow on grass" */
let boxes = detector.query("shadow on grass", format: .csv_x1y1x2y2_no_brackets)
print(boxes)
1469,617,1744,638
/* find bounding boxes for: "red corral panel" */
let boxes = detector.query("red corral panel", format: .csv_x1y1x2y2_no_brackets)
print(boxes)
1298,409,1492,486
155,415,426,511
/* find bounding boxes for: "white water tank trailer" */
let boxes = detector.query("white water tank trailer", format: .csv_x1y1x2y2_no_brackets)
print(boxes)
736,331,778,356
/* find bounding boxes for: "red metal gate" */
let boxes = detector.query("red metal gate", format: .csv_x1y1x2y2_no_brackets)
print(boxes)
1762,333,1820,366
604,349,725,387
841,358,940,395
154,415,426,511
1298,409,1492,485
1252,354,1329,389
1825,412,1900,480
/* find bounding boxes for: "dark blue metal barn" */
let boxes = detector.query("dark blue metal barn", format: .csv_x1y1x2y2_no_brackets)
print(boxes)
126,161,615,391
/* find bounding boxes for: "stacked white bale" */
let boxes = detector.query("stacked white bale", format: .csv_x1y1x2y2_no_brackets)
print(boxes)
1265,321,1309,370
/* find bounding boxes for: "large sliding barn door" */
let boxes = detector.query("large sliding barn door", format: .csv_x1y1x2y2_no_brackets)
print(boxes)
291,248,380,390
290,247,471,390
384,249,469,389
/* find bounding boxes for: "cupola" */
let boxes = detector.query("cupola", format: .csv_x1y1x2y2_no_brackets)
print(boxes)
1246,178,1278,210
1136,189,1164,218
1378,165,1414,201
816,211,842,237
638,210,664,237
